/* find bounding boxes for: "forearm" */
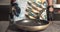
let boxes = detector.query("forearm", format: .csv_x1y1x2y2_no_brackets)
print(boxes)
47,0,53,6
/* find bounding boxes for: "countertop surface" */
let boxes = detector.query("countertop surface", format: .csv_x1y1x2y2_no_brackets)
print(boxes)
0,0,10,5
0,21,60,32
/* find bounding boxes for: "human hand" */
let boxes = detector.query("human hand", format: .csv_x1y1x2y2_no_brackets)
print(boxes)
49,6,54,12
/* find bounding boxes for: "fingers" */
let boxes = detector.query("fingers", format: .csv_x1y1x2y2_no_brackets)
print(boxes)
32,8,39,13
41,0,46,4
26,8,37,17
26,0,47,19
25,15,36,19
25,7,38,19
49,7,54,12
27,1,42,11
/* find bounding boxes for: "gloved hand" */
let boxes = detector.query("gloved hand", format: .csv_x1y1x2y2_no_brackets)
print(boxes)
25,0,47,20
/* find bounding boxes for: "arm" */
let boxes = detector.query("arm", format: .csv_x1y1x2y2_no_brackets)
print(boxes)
47,0,53,6
47,0,54,12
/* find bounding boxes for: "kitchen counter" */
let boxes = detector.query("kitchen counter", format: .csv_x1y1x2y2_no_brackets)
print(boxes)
0,0,11,21
0,21,60,32
0,0,10,5
0,21,9,32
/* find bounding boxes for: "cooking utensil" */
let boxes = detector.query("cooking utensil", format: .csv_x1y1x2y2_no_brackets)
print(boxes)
15,19,50,31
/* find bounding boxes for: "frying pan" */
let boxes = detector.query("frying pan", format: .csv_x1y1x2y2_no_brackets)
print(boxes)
15,19,50,31
11,0,50,31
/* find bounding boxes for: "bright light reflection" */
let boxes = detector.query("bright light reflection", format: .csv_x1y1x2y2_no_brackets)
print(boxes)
23,20,29,23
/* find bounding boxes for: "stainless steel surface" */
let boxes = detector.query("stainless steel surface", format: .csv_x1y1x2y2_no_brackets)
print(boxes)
15,20,50,31
16,23,50,31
